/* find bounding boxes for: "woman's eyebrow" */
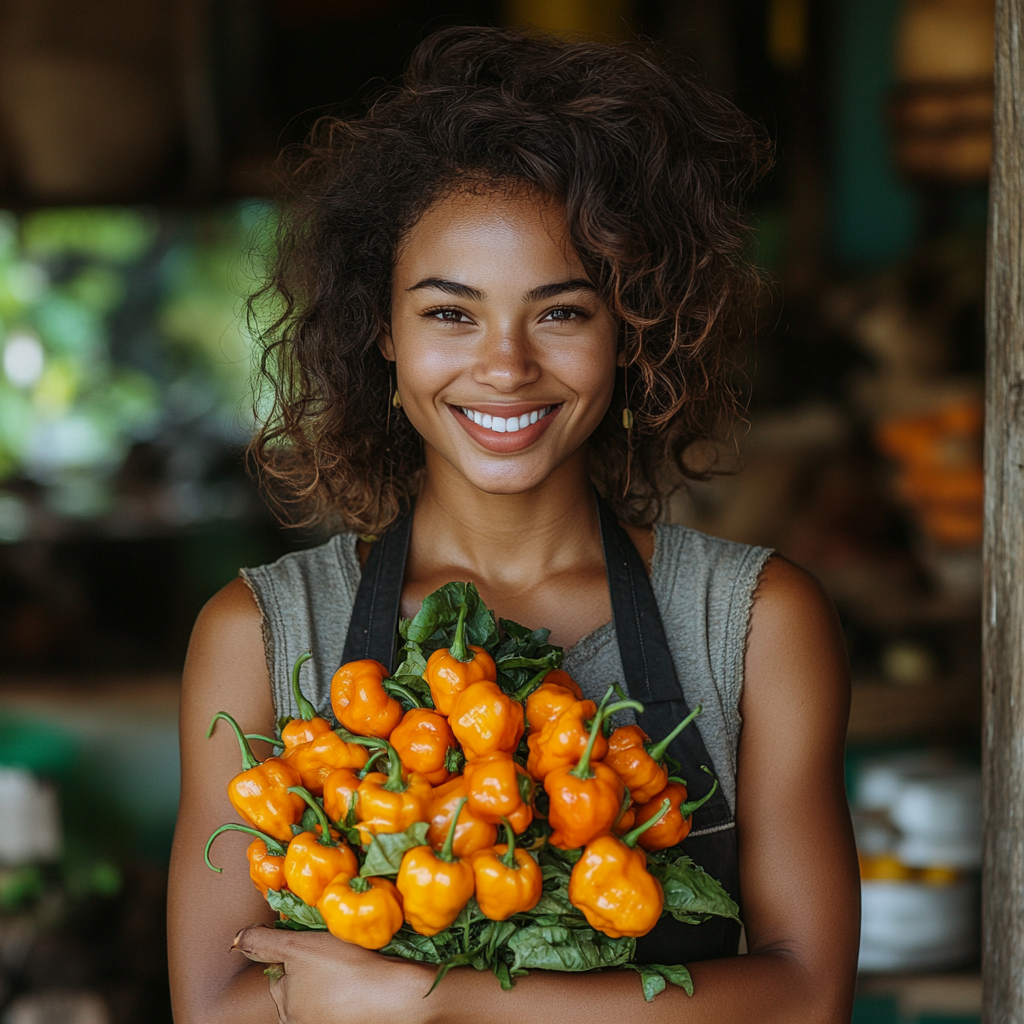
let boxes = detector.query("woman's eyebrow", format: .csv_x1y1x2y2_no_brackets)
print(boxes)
407,278,483,300
406,277,596,303
526,279,595,302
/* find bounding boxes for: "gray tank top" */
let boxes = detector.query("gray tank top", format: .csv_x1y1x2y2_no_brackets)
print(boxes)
240,524,771,814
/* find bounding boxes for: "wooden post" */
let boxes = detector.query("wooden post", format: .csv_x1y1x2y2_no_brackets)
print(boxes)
983,0,1024,1020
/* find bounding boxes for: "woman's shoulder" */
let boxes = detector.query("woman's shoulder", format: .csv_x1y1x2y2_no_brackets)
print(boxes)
240,533,361,600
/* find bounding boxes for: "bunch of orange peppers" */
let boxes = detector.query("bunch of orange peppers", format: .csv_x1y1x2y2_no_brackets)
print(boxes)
203,583,726,990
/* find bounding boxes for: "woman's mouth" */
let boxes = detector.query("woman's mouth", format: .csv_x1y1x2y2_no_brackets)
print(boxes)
450,403,561,453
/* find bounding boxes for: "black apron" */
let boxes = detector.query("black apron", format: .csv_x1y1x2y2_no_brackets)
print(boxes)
341,499,742,964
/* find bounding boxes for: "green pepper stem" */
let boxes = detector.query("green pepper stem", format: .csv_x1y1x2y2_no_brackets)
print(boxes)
207,712,260,771
678,768,719,818
287,786,338,847
291,651,317,721
570,698,645,780
621,798,671,848
498,817,518,870
204,823,286,872
348,875,371,894
645,704,702,764
511,663,555,704
245,733,284,748
449,587,471,662
359,748,387,779
439,797,468,863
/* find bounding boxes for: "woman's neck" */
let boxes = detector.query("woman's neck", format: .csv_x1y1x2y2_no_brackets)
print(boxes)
411,447,603,590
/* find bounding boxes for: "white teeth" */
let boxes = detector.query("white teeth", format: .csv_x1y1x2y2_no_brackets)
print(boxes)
460,405,552,434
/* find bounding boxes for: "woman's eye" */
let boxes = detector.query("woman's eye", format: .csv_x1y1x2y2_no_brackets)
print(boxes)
428,308,468,323
544,306,584,322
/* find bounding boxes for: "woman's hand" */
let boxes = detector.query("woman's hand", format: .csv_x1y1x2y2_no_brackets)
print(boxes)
233,926,435,1024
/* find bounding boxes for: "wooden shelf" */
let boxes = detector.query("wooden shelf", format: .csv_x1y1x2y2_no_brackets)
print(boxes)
848,676,980,743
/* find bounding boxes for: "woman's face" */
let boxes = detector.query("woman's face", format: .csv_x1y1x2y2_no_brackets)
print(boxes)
385,189,619,496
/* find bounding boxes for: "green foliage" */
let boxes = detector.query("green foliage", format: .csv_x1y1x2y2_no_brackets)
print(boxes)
266,888,326,930
359,822,430,877
647,854,741,924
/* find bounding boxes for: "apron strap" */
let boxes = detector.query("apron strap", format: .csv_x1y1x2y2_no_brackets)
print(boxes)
340,506,414,670
596,497,735,832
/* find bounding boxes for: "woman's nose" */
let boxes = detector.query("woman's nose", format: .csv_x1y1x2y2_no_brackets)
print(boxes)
473,321,540,391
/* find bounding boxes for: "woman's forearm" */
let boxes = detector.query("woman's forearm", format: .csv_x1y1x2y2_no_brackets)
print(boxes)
420,951,851,1024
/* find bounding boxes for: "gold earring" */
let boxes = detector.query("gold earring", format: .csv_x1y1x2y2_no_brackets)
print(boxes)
621,360,633,430
622,408,634,429
392,390,402,409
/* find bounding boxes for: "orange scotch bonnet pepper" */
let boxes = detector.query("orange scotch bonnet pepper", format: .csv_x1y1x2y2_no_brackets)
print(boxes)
568,798,672,938
463,751,534,830
449,680,524,761
389,708,457,786
428,776,498,857
354,739,432,846
203,823,287,898
470,818,543,921
317,874,404,950
207,712,305,844
331,659,402,739
544,691,642,849
526,699,608,780
397,797,476,936
524,669,583,734
604,705,701,805
322,766,361,828
279,651,334,751
282,787,359,906
423,591,498,715
286,730,370,796
632,772,719,851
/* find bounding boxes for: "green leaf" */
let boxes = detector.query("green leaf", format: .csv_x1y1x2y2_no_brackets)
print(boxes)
265,889,326,930
403,583,498,651
622,963,694,999
445,746,466,773
392,640,429,680
382,927,446,964
508,924,635,972
299,806,320,832
648,855,741,924
360,822,430,877
655,964,694,996
493,960,515,990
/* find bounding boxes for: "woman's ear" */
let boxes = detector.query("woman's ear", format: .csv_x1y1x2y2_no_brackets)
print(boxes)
378,330,396,362
616,349,627,367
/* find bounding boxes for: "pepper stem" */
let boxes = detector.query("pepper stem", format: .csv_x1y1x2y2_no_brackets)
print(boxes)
511,663,555,704
291,651,317,721
570,697,645,780
646,704,702,764
206,712,260,771
449,587,471,662
383,679,424,709
498,817,518,870
287,786,338,847
245,733,284,749
621,798,672,848
439,797,468,863
348,876,371,894
359,749,387,779
204,823,286,872
678,767,719,818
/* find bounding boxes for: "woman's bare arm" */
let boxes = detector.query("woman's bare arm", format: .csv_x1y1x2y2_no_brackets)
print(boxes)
233,555,860,1024
168,579,282,1024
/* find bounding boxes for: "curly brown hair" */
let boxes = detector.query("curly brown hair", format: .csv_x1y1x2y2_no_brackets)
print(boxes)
248,25,771,533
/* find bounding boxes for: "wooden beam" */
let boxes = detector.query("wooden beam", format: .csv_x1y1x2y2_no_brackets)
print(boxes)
983,0,1024,1020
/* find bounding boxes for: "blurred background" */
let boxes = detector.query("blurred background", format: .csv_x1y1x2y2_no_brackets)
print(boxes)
0,0,990,1021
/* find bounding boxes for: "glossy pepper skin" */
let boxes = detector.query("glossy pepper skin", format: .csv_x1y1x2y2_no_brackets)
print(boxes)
203,823,286,898
286,731,370,796
397,797,475,936
544,694,641,849
331,659,403,739
423,591,498,715
463,752,534,827
526,700,608,780
280,652,334,752
525,670,583,734
355,739,432,846
632,773,719,851
428,775,497,857
470,818,543,921
282,787,359,906
604,706,701,805
208,712,304,844
317,875,404,950
449,680,524,761
322,767,361,827
389,708,457,786
568,807,669,938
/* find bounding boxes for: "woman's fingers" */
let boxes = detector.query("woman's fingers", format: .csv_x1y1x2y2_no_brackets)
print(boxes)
232,924,292,964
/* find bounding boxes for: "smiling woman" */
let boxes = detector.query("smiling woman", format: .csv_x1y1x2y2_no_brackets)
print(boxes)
169,24,860,1024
